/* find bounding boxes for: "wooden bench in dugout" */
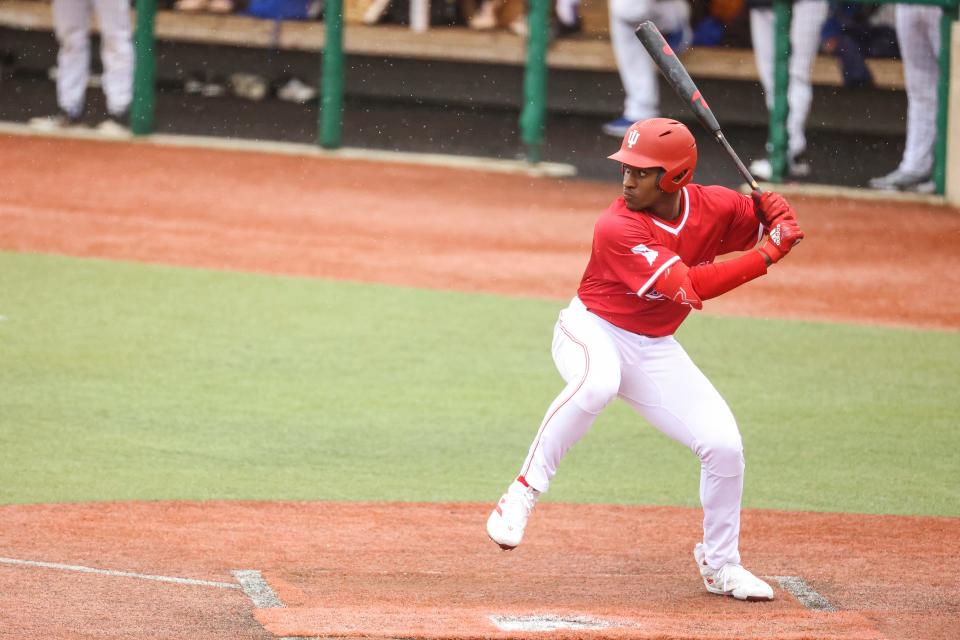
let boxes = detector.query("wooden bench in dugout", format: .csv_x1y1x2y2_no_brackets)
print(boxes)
0,0,906,89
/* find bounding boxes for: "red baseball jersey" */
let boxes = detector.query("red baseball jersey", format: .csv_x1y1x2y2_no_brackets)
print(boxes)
577,184,763,337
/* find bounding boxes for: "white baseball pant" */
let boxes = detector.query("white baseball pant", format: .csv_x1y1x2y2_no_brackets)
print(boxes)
608,0,691,121
519,297,746,570
52,0,133,117
750,0,829,157
555,0,580,26
895,5,942,176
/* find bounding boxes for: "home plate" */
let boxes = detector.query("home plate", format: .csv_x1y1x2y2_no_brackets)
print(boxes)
489,614,616,631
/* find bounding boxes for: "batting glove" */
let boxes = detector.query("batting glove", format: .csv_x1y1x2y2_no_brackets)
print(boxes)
752,191,797,228
758,220,805,264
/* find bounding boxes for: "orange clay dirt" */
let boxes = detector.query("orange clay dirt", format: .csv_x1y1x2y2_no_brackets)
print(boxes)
0,134,958,640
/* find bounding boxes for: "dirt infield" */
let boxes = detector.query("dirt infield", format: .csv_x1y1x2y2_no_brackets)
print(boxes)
2,134,958,330
1,502,957,640
1,133,958,640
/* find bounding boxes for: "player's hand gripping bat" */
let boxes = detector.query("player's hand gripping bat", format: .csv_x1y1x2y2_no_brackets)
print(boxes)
634,21,762,194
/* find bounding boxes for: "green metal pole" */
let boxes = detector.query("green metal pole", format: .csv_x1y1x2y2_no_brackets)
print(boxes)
933,6,957,195
319,0,344,149
131,0,157,136
769,0,792,183
520,0,550,164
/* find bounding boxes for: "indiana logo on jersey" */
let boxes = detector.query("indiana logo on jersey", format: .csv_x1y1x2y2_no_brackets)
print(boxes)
631,243,658,266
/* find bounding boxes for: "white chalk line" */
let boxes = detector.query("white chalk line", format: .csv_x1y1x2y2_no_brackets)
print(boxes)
232,569,285,609
770,575,837,612
0,556,240,589
2,556,294,640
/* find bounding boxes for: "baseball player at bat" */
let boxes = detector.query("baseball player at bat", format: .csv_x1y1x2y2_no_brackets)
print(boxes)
486,118,804,602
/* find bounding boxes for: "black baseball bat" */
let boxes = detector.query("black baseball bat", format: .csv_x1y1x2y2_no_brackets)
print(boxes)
634,21,761,193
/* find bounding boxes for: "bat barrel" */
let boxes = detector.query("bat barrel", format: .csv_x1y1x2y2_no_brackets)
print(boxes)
635,22,722,135
635,21,760,191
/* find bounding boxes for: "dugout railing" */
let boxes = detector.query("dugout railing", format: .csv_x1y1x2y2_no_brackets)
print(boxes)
766,0,959,194
127,0,556,162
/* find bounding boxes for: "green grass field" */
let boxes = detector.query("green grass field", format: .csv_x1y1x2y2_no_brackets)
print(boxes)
1,251,957,516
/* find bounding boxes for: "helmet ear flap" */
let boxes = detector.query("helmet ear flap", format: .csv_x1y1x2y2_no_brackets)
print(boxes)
659,167,690,192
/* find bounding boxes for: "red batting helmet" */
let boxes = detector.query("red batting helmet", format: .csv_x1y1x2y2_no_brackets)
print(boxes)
608,118,697,193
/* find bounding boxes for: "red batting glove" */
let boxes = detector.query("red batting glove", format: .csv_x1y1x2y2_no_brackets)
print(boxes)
751,190,797,228
758,220,805,264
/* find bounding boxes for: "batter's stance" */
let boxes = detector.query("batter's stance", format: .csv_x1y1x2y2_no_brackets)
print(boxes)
486,118,804,602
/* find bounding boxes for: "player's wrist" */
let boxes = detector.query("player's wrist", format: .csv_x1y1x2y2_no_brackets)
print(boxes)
758,240,786,264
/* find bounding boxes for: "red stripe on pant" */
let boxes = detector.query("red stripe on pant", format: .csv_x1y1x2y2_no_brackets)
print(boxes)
520,320,590,485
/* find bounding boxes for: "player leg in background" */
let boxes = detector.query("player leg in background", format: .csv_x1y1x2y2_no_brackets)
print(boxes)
748,1,827,180
749,6,775,101
54,0,92,118
871,5,940,192
486,298,622,549
555,0,581,34
784,0,828,172
29,0,93,129
603,0,691,137
747,6,777,179
617,334,773,599
93,0,134,133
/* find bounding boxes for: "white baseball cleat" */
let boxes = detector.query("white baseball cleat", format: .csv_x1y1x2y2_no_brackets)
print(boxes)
486,478,539,550
693,543,774,601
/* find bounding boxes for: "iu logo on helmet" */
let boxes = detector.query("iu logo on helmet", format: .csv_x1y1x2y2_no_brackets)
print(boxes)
627,129,640,148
